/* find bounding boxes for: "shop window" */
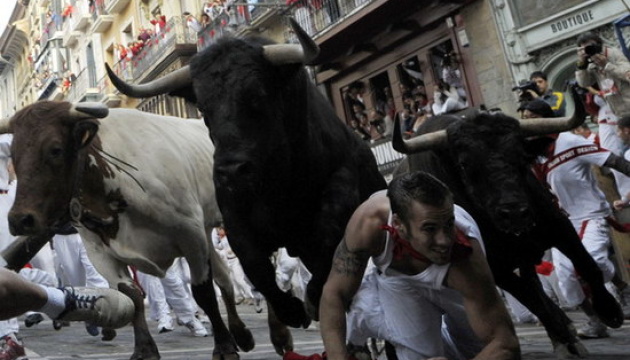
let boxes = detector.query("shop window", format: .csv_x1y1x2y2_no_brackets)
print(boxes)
429,40,468,116
396,56,429,136
341,80,371,142
369,71,396,124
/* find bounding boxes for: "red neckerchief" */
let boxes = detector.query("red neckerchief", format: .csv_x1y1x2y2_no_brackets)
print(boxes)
381,224,472,263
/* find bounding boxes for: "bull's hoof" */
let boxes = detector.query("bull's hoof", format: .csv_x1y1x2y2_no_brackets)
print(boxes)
231,325,255,352
276,297,311,329
130,351,160,360
592,288,624,328
271,325,294,356
552,340,589,359
213,343,240,360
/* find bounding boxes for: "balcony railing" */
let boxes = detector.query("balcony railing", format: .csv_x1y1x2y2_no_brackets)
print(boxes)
130,16,197,80
286,0,373,39
197,0,375,49
197,1,290,50
66,69,98,103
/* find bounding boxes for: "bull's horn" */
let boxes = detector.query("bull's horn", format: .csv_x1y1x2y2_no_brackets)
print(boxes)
105,63,192,98
263,17,319,65
392,117,448,154
0,118,11,134
519,85,586,135
69,102,109,119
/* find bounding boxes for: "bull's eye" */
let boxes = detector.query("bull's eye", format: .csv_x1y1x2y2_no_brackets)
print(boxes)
49,147,64,159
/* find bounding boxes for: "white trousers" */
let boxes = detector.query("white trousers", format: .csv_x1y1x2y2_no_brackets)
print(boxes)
552,217,615,307
225,257,254,300
53,234,108,288
137,263,198,324
346,269,483,360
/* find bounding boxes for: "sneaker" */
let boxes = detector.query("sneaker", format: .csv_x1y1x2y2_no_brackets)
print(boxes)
56,287,135,329
577,320,609,339
185,318,208,337
24,313,44,327
254,297,263,314
0,334,26,360
158,315,174,333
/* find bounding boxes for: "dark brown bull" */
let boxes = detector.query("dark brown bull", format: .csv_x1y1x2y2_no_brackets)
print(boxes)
0,102,254,360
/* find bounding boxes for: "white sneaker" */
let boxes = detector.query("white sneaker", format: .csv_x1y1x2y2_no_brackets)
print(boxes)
185,318,208,337
56,287,134,329
158,315,174,333
577,320,609,339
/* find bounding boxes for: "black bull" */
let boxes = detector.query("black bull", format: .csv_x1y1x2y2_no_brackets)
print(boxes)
393,104,624,355
106,18,387,354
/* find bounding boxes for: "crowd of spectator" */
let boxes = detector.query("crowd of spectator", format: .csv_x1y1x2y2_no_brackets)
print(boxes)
345,49,469,144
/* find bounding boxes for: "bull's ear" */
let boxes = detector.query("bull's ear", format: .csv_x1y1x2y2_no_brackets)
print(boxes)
73,119,99,150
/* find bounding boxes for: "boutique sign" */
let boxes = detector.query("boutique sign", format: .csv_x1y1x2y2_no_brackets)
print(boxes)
550,10,594,33
521,0,627,52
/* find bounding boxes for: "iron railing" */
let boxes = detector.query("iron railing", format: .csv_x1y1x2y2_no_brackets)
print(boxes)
130,16,197,80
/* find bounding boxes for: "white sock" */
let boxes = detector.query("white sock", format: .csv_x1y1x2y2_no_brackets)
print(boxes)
37,286,66,319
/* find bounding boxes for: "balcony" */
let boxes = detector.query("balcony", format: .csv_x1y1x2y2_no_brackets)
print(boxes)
92,14,114,33
66,69,101,103
63,30,82,47
66,0,92,32
91,0,114,33
105,0,131,14
39,19,63,47
96,73,122,107
130,16,197,81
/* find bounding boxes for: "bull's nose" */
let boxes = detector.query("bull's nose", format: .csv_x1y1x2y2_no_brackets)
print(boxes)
497,202,530,220
8,212,36,235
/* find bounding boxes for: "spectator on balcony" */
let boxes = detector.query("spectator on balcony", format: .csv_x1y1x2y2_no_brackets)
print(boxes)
183,12,202,33
367,110,386,142
61,76,71,94
205,1,226,23
441,51,468,107
200,13,211,28
116,43,130,62
431,81,467,116
349,119,370,142
137,28,153,43
151,13,167,34
62,4,73,18
287,0,316,36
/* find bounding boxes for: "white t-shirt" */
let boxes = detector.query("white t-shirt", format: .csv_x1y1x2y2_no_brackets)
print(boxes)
543,132,611,221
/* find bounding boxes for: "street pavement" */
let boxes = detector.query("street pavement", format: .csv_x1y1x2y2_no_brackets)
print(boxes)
16,301,630,360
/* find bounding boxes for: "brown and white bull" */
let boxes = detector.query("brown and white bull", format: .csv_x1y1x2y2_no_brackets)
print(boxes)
0,101,254,360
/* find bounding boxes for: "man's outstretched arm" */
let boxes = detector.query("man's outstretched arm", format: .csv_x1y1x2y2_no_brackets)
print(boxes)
447,240,522,360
